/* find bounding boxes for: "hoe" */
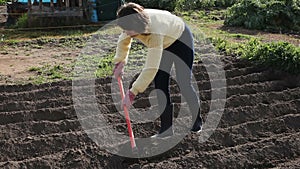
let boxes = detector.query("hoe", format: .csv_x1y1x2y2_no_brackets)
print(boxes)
117,76,138,154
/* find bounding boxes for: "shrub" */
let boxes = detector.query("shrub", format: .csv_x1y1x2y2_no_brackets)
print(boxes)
129,0,177,11
175,0,240,10
175,0,214,10
240,39,300,74
210,37,242,56
225,0,300,32
128,0,239,11
0,0,8,5
211,37,300,74
14,13,28,28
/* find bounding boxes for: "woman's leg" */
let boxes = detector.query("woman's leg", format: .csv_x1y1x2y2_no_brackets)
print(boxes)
168,25,203,131
174,51,202,131
154,50,174,134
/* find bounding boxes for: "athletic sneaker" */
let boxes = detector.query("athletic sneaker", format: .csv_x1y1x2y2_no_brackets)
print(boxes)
191,126,202,133
191,115,203,133
151,128,174,138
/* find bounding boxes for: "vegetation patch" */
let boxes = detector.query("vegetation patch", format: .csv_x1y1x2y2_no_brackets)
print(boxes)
240,39,300,73
28,64,72,84
212,37,300,74
130,0,240,11
225,0,300,32
0,0,7,5
72,51,115,80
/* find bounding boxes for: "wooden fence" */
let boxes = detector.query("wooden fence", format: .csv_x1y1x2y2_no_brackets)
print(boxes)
26,0,89,27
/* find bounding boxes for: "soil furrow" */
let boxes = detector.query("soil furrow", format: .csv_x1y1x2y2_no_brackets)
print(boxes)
270,157,300,168
0,95,297,128
1,112,298,160
0,78,112,97
0,131,92,161
0,106,77,125
0,119,82,140
219,99,299,127
0,81,72,93
200,113,300,151
199,132,300,168
0,145,113,169
225,89,300,108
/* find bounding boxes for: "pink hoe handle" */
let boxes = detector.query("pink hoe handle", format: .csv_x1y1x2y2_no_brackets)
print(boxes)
117,76,137,150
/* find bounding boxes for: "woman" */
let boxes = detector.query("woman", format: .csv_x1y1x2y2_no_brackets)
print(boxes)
113,2,202,138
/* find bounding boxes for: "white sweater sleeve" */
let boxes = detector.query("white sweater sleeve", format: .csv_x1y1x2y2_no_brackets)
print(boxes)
130,34,164,95
113,33,132,64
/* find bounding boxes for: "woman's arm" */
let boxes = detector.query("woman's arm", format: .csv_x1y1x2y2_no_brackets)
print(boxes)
113,33,133,64
130,34,164,95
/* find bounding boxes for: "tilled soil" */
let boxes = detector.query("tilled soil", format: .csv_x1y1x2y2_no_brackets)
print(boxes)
0,55,299,168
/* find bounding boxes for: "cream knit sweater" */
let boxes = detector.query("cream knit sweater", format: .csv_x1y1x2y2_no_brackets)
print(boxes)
114,9,185,95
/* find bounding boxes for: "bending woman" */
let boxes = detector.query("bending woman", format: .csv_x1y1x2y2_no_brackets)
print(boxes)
113,2,202,138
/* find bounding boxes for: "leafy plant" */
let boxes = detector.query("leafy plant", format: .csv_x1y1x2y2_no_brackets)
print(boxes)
129,0,239,11
210,37,241,56
240,39,300,73
176,0,214,10
225,0,300,32
210,36,300,74
73,51,114,79
94,55,113,77
0,0,8,5
28,64,71,84
14,14,28,28
129,0,177,11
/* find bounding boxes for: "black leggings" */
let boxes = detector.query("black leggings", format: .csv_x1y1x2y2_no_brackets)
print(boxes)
154,25,201,131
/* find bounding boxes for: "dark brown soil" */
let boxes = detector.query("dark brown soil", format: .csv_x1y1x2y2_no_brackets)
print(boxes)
0,55,299,168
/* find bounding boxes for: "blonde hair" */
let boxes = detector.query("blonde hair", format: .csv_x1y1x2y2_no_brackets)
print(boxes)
116,2,150,33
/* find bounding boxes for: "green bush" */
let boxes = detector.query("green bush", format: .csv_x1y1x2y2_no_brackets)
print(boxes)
240,39,300,74
14,14,28,28
128,0,239,11
129,0,177,11
175,0,240,10
211,37,242,56
225,0,300,32
211,37,300,74
0,0,8,5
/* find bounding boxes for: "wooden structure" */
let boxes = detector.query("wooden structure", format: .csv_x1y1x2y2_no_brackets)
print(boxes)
6,0,122,27
26,0,90,27
27,0,84,16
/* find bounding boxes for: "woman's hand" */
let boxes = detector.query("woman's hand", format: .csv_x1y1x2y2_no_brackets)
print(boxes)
123,90,135,108
113,62,125,79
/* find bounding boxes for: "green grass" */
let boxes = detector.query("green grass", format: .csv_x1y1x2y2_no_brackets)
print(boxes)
28,64,72,84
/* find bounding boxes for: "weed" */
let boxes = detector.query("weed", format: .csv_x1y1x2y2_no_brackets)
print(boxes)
0,45,8,55
72,51,114,79
27,64,71,84
210,37,241,56
28,66,41,72
13,14,29,29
